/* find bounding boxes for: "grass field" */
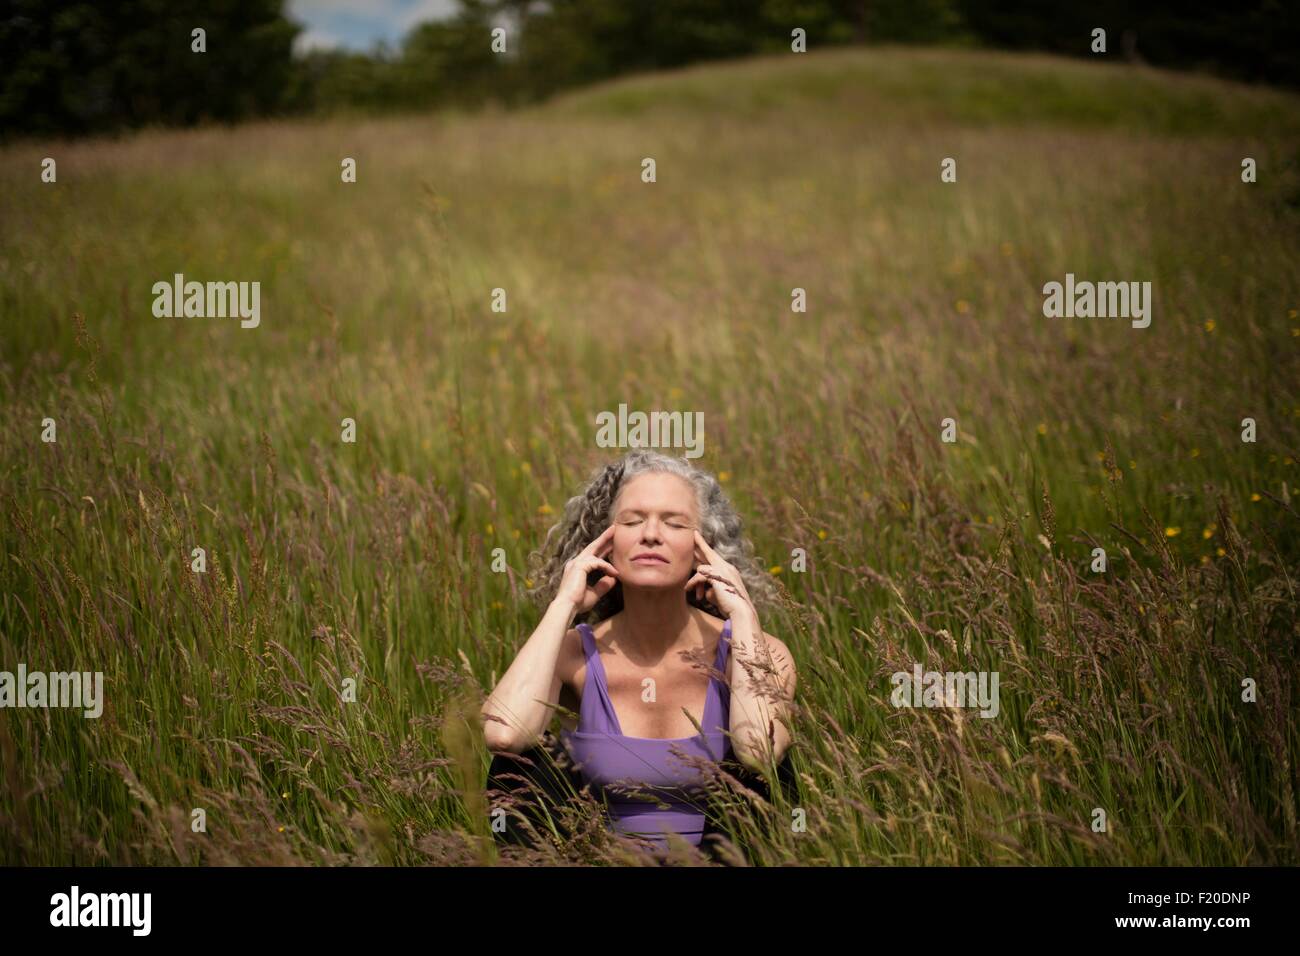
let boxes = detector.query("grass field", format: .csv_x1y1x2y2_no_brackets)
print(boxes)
1,45,1298,865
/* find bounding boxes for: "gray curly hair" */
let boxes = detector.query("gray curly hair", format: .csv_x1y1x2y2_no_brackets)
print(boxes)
526,450,780,624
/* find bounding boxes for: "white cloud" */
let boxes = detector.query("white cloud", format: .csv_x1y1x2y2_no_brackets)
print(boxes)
286,0,460,51
395,0,460,32
293,27,346,54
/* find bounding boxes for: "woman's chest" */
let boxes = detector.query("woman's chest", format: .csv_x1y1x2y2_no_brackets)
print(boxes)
597,661,718,739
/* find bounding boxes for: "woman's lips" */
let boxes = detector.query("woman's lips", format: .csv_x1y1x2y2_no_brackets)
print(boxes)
632,555,668,564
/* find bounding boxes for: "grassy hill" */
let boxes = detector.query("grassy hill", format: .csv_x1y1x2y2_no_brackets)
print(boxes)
1,47,1297,865
548,45,1300,137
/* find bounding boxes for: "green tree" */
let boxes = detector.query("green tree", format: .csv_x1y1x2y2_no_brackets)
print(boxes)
0,0,300,138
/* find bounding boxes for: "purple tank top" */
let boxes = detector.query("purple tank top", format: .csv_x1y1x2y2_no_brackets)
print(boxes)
560,618,733,851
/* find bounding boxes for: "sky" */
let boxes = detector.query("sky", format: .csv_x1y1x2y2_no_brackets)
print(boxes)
287,0,462,53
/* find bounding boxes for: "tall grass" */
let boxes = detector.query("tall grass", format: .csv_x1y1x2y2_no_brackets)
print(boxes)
1,47,1297,865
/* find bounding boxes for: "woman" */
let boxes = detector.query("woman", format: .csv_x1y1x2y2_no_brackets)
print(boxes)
480,450,798,860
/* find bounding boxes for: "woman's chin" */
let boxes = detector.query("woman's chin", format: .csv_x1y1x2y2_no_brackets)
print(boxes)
621,568,687,588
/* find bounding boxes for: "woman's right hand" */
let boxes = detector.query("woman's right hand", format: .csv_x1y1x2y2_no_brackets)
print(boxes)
555,523,620,614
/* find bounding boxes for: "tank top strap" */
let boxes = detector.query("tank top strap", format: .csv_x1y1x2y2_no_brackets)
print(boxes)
714,618,732,671
576,622,621,734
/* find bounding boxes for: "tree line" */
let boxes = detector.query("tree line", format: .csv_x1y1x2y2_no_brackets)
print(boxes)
3,0,1296,139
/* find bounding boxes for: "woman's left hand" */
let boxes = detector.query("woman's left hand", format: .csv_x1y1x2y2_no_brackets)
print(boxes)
685,530,756,621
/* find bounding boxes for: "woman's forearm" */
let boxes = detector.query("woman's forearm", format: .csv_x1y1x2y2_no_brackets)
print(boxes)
480,597,578,752
727,606,792,771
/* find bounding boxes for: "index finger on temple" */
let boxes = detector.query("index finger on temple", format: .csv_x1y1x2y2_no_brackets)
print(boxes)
582,523,615,555
694,529,718,560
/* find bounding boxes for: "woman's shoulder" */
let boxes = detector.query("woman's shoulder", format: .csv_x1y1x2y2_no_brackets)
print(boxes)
755,628,797,694
555,622,588,686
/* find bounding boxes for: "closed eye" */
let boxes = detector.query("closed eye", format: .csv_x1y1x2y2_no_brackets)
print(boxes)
618,514,693,529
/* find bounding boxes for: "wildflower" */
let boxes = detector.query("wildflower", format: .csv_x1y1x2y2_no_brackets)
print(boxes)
817,529,827,540
769,565,783,575
955,300,970,314
1250,493,1261,502
1165,527,1180,537
1202,527,1214,539
537,503,552,515
486,523,494,535
718,471,730,482
1204,320,1215,332
1036,423,1048,435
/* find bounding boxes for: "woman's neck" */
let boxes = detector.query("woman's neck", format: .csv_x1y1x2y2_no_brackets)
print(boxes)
614,587,702,659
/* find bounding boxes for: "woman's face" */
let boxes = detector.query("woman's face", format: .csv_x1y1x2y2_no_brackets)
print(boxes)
608,472,700,588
